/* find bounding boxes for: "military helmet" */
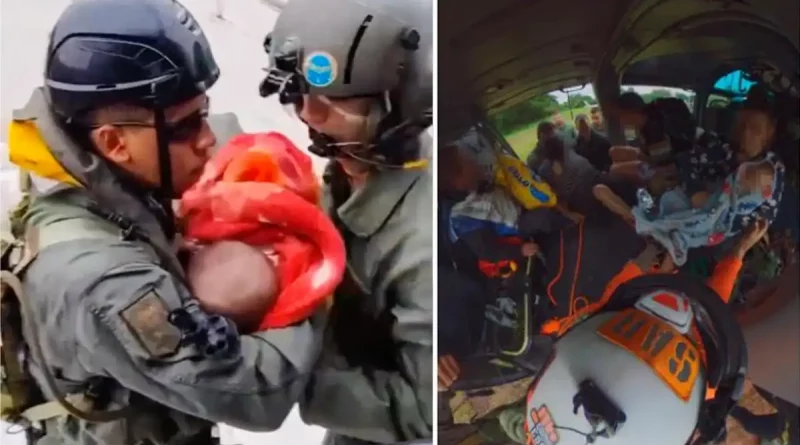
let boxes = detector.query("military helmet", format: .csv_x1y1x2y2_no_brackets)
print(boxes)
260,0,432,161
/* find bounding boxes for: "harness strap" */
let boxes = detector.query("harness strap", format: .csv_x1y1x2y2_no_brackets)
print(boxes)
8,170,33,240
1,273,36,418
1,217,139,425
37,218,128,250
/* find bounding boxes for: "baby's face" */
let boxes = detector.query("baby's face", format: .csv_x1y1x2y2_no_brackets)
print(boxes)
740,162,774,192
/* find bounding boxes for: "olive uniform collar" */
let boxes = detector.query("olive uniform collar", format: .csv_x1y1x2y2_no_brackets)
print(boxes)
336,167,425,238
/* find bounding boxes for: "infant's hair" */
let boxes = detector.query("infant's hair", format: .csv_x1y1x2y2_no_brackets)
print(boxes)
188,241,278,331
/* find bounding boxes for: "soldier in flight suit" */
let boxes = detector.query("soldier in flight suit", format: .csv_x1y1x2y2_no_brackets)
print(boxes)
1,0,325,443
259,0,433,443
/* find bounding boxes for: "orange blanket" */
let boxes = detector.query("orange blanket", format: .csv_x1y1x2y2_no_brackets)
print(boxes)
180,132,346,330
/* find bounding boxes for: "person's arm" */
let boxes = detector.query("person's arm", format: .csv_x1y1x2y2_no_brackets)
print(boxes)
705,255,744,302
700,252,744,402
601,243,658,300
705,218,770,301
300,238,433,442
76,262,325,431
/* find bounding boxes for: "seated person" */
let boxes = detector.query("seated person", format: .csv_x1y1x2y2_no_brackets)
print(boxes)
526,121,566,172
537,135,637,216
441,141,572,269
438,186,494,359
437,144,559,379
552,113,578,146
590,106,605,133
608,93,698,195
574,113,612,172
595,98,786,270
526,122,550,171
180,132,346,333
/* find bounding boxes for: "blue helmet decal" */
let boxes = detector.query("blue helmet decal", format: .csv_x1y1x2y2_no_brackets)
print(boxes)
303,51,337,88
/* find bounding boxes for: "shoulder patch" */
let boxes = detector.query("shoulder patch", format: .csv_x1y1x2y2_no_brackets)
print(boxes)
119,290,182,358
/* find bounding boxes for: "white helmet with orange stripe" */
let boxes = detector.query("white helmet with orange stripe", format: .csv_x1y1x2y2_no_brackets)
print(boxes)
524,273,748,445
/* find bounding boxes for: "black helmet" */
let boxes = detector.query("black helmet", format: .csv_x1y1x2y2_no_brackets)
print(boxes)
45,0,220,120
45,0,220,237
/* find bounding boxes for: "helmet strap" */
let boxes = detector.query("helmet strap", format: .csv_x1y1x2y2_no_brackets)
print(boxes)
307,90,431,168
153,107,176,240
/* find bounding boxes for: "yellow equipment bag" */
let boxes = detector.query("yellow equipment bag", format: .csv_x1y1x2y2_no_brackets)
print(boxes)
492,152,557,210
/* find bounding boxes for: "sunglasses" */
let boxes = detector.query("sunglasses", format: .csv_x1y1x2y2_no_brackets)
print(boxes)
92,99,210,144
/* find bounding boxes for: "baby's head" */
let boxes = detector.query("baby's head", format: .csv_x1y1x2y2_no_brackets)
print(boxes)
740,160,775,194
188,241,278,333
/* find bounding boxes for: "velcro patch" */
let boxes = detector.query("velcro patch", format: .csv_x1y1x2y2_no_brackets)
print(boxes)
119,291,182,358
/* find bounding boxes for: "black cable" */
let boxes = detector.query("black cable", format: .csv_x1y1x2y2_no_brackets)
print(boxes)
553,424,597,444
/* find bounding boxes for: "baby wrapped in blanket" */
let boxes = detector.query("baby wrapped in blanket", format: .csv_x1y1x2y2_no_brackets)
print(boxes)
597,99,786,269
180,132,346,332
632,151,785,266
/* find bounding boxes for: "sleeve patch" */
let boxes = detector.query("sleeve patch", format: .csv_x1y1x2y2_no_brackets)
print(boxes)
119,290,182,358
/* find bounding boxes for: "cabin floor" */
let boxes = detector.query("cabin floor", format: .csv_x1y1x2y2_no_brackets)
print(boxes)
439,379,782,445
